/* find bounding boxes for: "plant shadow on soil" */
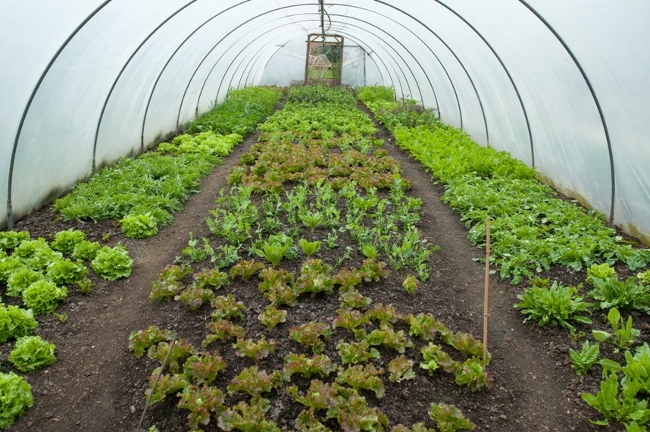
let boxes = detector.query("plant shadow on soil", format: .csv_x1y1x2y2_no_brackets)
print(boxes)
4,113,634,432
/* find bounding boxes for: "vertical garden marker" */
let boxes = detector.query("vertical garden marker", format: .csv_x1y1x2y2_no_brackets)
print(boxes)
483,217,491,365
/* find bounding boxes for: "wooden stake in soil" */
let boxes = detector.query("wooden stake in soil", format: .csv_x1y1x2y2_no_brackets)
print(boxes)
483,217,491,365
136,338,176,432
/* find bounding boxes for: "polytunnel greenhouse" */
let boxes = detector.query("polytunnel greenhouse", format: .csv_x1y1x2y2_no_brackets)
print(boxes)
0,1,649,430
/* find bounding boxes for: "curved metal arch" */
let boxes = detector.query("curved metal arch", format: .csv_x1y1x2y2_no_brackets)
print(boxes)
228,25,393,99
518,0,616,223
374,0,487,141
93,0,198,168
247,35,386,89
204,12,429,113
6,0,112,229
195,10,418,114
432,0,535,164
207,19,409,112
138,1,252,145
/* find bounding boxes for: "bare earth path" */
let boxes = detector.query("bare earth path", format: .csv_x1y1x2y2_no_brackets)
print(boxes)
6,116,608,431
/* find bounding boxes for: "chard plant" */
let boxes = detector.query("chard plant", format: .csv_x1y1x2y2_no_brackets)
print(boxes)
569,340,600,376
336,364,385,398
592,307,640,351
514,278,592,331
289,321,332,354
233,336,276,360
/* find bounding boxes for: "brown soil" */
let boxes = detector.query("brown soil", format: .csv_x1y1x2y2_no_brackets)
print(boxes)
4,110,641,432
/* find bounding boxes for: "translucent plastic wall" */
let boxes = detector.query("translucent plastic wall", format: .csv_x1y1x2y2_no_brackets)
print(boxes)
1,0,649,244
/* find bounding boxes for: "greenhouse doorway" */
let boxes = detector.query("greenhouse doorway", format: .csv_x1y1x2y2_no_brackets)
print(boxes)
305,34,343,85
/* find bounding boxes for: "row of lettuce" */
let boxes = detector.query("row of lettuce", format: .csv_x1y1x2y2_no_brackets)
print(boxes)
357,86,650,430
0,87,283,428
132,85,483,431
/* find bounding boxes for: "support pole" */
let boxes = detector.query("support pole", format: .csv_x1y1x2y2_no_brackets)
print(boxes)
483,217,491,365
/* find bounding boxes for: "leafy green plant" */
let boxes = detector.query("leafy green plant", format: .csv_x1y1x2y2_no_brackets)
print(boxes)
229,259,265,279
145,369,188,405
420,343,458,375
283,353,337,380
147,340,197,374
289,321,332,354
227,366,282,397
211,294,245,321
454,358,490,391
336,364,385,398
6,267,43,297
337,340,380,365
175,284,214,311
288,380,338,410
429,403,475,432
402,275,419,295
363,325,414,353
149,264,191,301
121,212,158,238
638,271,650,285
514,279,592,331
194,268,229,289
50,229,86,253
582,371,650,428
592,307,640,350
8,335,56,372
407,312,451,342
569,340,600,375
258,305,288,329
333,308,370,333
128,325,175,358
177,384,226,430
301,211,324,231
0,231,30,251
181,351,227,385
388,355,416,382
294,259,334,296
0,372,34,427
202,320,245,347
325,393,388,431
299,238,321,257
90,245,133,281
587,263,617,285
217,396,280,432
22,280,68,315
589,276,650,313
339,288,372,309
72,240,100,261
233,336,276,360
0,305,38,342
46,259,87,286
256,233,293,266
